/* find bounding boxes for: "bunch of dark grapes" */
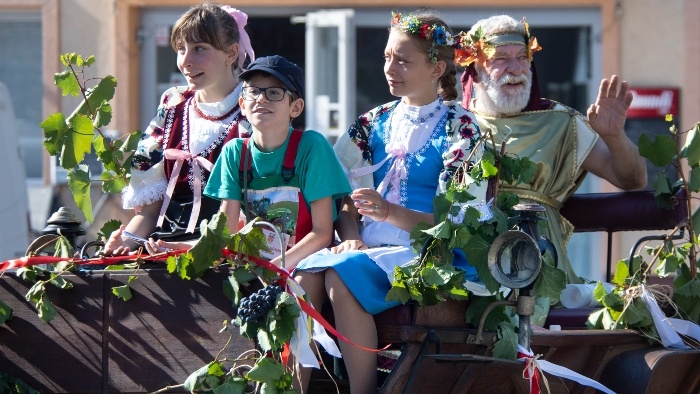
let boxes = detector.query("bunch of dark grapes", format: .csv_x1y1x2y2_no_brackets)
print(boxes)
237,284,284,323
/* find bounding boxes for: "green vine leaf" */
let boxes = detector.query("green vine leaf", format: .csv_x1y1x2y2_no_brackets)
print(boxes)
532,254,566,301
41,112,68,156
638,133,676,167
54,70,80,97
70,75,117,120
612,260,630,286
112,276,137,301
674,276,700,323
184,361,223,392
36,293,57,323
100,170,128,194
67,165,93,222
492,320,518,359
61,113,95,169
212,378,247,394
465,295,506,330
94,102,113,129
167,252,194,280
98,219,122,241
0,299,12,325
680,122,700,166
689,166,700,193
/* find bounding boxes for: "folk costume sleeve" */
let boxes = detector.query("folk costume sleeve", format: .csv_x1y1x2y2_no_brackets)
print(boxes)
122,86,190,210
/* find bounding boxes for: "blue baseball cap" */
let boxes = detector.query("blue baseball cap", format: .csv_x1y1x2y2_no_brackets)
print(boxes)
239,55,305,99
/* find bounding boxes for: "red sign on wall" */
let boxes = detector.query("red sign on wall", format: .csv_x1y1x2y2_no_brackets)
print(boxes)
627,87,679,118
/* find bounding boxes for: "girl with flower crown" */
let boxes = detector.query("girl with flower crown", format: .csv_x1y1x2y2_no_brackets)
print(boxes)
292,10,484,392
104,3,255,255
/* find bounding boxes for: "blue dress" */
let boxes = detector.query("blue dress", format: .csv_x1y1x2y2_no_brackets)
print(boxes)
295,99,481,314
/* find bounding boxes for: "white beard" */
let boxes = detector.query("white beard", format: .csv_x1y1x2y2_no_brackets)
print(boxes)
476,67,532,115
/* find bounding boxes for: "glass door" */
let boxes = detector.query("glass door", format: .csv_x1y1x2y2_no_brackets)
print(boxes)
304,9,355,142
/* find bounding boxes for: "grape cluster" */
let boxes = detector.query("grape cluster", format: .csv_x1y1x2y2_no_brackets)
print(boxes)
237,284,284,323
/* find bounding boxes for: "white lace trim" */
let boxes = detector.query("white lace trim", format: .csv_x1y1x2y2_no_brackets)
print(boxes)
122,161,168,209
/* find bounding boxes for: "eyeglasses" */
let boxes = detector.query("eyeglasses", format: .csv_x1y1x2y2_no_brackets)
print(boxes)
241,86,293,102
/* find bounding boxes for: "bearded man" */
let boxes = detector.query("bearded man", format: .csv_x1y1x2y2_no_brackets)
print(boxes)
459,15,647,283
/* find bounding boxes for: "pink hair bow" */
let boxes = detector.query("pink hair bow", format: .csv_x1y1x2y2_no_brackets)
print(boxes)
158,149,214,234
221,5,256,70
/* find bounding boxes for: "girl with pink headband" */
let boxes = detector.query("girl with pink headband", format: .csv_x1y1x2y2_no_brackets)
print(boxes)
105,3,255,255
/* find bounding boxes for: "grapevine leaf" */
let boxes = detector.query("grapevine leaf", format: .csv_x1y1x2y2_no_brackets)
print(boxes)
230,218,269,258
681,123,700,166
246,357,285,384
167,253,194,280
0,299,13,325
212,379,246,394
36,294,58,322
54,70,81,97
100,170,128,194
638,133,676,167
689,166,700,192
464,295,506,330
53,235,74,259
612,260,630,286
652,173,673,199
17,267,42,282
423,221,451,239
111,284,133,301
67,166,93,222
121,130,143,154
533,261,566,301
49,275,73,290
480,159,498,178
267,293,301,350
586,308,606,329
207,361,226,377
41,112,68,155
203,375,222,390
674,277,700,322
60,114,95,169
188,212,231,278
93,135,118,172
460,235,500,293
656,251,681,277
622,300,649,326
386,283,411,304
70,75,117,119
94,102,112,129
492,321,518,359
112,276,137,301
98,219,122,241
24,282,46,302
184,362,215,392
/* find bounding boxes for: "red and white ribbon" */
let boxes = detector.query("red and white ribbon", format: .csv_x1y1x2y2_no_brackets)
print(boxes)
158,149,214,234
517,344,615,394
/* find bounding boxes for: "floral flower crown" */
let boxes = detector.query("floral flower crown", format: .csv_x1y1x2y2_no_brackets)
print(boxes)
453,17,542,68
391,11,464,64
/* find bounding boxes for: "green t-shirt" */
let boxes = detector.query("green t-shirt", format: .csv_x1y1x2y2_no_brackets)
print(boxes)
204,129,351,217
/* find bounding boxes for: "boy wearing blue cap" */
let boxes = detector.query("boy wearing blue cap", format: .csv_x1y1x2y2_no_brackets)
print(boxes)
205,55,351,270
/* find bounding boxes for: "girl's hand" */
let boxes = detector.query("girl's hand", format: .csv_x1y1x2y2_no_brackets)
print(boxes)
330,239,367,254
103,225,133,256
351,188,391,223
144,239,193,255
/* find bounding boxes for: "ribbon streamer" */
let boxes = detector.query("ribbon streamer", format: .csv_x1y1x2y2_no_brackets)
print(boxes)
220,6,255,70
640,285,700,349
517,344,615,394
158,149,214,233
0,249,186,273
